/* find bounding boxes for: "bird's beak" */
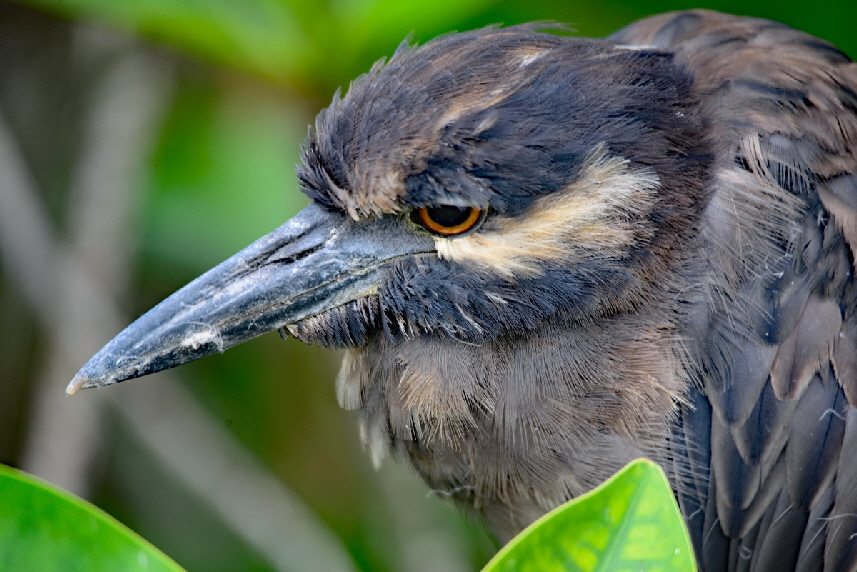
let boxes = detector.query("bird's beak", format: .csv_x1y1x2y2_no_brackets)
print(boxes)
68,202,433,394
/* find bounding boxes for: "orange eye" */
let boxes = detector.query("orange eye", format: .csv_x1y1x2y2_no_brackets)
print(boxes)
413,205,483,236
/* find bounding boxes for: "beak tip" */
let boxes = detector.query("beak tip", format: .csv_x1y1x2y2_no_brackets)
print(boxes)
66,374,87,395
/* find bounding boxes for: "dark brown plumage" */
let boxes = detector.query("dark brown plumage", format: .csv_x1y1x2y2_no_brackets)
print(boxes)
70,10,857,571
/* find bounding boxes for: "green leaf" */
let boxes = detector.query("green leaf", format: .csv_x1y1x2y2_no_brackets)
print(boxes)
0,464,185,572
482,459,696,572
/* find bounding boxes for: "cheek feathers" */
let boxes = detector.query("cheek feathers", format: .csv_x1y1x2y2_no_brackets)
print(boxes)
435,150,661,278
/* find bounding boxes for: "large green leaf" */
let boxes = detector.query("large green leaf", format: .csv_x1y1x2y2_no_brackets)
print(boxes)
483,459,696,572
0,465,184,572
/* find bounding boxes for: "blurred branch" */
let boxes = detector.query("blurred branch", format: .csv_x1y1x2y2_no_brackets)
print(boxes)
0,69,112,496
17,37,172,497
0,31,356,572
112,378,357,572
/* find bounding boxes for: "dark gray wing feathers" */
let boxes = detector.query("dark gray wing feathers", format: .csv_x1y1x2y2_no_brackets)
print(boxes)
612,10,857,572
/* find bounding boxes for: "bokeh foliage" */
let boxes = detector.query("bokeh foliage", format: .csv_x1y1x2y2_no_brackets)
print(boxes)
2,0,855,571
21,0,857,94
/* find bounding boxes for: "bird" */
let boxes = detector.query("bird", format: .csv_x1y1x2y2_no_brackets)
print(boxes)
68,10,857,572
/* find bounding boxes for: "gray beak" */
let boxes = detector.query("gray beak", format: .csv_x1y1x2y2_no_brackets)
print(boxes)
68,202,433,393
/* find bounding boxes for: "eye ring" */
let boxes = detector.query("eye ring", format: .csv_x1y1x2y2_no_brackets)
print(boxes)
413,205,483,236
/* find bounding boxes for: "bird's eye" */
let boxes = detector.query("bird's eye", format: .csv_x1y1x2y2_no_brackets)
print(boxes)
412,205,483,236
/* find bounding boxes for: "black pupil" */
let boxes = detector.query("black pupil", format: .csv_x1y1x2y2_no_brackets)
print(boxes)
426,205,471,227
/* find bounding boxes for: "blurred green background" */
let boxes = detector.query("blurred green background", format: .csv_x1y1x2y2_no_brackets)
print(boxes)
0,1,854,570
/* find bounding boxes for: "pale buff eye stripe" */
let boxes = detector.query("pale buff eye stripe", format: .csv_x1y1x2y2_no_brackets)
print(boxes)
434,149,661,278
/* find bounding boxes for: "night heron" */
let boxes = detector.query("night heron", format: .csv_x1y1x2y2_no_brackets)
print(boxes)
70,10,857,571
